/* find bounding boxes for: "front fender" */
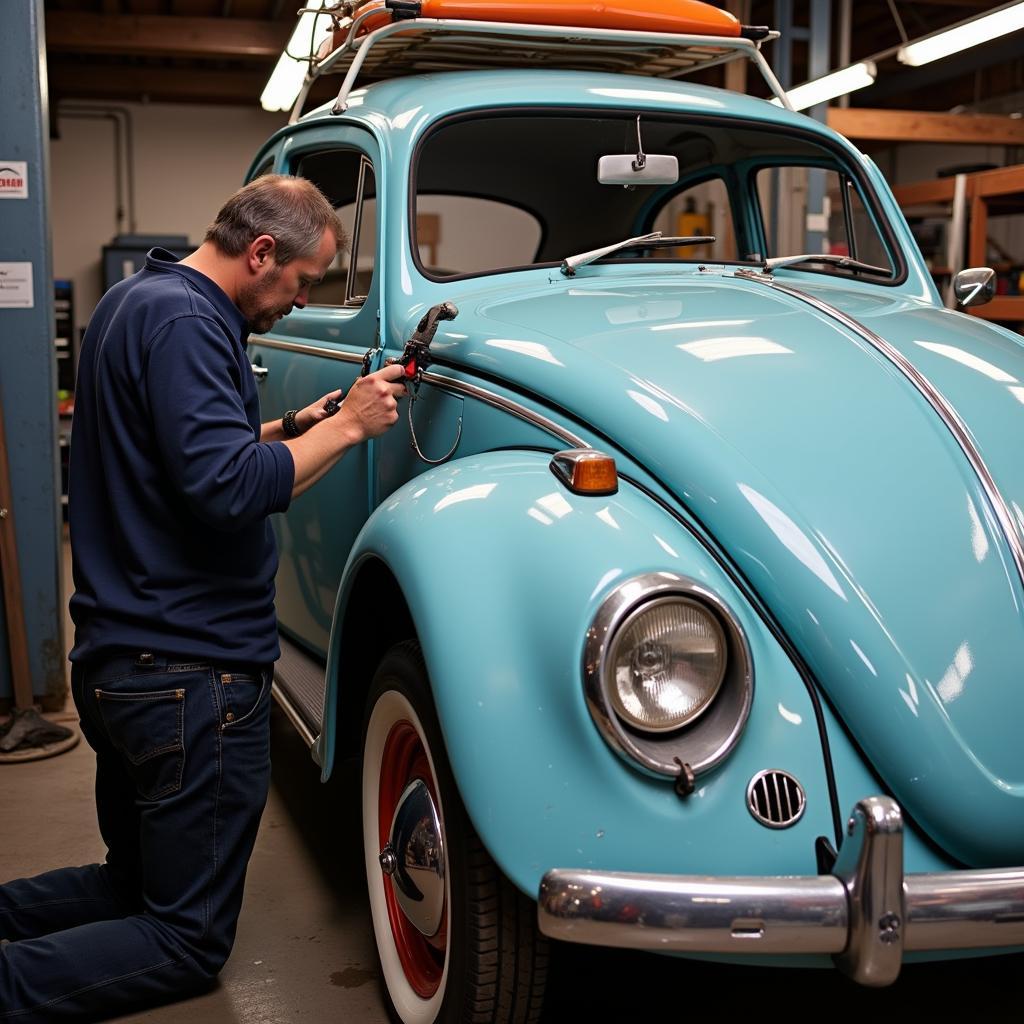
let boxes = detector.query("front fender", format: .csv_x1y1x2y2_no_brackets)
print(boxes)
318,451,940,898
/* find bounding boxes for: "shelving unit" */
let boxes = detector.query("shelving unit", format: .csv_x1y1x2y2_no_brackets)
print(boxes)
893,165,1024,325
53,279,74,393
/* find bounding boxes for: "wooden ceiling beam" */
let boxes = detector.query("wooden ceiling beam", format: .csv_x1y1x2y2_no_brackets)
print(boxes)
45,11,289,60
828,107,1024,146
904,1,997,7
47,61,335,107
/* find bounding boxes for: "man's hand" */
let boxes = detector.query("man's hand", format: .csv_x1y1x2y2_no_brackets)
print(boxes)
331,364,408,443
295,388,345,434
283,364,407,499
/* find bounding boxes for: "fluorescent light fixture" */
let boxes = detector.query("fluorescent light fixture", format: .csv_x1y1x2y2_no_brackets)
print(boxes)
260,2,334,112
898,2,1024,67
771,61,877,111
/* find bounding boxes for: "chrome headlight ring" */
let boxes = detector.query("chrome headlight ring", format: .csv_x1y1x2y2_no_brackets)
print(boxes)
583,572,754,782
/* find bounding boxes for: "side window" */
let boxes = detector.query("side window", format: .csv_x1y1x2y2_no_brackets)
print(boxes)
652,178,738,263
756,166,893,273
294,149,377,307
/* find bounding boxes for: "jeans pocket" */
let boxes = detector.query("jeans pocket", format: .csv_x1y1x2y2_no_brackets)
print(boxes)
215,670,267,731
94,687,186,800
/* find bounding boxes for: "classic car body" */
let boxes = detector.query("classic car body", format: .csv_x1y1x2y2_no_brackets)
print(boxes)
250,8,1024,1020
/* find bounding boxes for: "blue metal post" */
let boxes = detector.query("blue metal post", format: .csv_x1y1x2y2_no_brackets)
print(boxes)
806,0,832,253
769,0,794,256
0,0,64,707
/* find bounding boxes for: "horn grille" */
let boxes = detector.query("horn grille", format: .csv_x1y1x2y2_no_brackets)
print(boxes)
747,770,806,828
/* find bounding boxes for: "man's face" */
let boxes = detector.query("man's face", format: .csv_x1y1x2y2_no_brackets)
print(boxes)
240,228,338,334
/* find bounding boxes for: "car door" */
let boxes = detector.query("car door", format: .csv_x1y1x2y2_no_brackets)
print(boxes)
249,126,382,656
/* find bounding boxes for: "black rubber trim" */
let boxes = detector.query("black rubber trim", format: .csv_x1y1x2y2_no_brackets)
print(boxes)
815,836,838,874
618,470,845,848
385,0,421,19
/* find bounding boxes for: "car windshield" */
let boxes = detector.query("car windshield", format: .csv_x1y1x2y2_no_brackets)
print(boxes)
413,110,897,282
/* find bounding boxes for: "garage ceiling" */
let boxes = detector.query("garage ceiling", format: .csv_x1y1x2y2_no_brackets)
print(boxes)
43,1,1023,114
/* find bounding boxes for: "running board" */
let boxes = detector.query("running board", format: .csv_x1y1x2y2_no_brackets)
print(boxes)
273,632,327,748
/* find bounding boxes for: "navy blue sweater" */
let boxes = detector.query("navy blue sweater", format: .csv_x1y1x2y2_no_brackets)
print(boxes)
69,249,295,665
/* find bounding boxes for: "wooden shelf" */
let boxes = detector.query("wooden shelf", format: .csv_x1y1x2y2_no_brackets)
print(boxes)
894,164,1024,323
970,296,1024,322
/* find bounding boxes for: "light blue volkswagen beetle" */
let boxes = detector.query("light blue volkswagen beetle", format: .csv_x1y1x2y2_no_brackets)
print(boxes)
248,4,1024,1020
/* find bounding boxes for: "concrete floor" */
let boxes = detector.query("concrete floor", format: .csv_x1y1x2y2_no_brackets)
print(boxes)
5,708,1024,1023
0,537,1021,1020
2,708,388,1023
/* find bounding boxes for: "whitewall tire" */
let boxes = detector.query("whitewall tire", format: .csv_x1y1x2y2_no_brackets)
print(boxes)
361,642,548,1024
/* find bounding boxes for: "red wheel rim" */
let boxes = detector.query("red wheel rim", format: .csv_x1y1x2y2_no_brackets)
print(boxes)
379,720,448,999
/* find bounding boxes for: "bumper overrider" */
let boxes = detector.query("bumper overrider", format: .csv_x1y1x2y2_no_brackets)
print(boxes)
537,797,1024,986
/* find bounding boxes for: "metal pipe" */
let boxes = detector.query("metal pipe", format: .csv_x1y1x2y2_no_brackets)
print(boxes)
56,111,124,234
837,0,852,108
57,103,137,234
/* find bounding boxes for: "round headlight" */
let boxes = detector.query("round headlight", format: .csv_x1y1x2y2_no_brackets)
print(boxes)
608,597,727,734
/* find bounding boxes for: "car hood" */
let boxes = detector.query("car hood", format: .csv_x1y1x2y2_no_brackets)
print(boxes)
424,270,1024,865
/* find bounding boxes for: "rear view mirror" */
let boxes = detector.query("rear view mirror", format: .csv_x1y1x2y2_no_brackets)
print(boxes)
599,114,679,187
598,153,679,186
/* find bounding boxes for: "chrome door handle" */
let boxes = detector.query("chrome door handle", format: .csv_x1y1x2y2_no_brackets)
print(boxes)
251,363,269,381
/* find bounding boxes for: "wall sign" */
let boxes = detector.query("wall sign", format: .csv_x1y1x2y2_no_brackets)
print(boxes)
0,263,34,308
0,161,28,199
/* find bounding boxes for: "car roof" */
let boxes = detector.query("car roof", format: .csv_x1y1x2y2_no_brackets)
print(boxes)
285,69,843,148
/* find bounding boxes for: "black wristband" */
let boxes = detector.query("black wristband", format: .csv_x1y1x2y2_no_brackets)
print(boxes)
282,409,301,438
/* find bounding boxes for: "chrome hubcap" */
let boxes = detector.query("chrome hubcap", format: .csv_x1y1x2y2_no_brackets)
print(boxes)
379,778,445,937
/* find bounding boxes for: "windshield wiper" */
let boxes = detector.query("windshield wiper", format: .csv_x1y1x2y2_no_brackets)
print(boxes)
763,253,890,277
561,231,716,277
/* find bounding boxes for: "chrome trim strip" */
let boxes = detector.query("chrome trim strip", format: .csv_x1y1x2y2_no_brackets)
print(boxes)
757,279,1024,599
538,795,1024,985
421,371,587,448
271,680,317,749
239,352,586,448
247,336,366,364
582,572,754,779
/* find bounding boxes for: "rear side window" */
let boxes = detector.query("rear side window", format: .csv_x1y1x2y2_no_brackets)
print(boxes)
415,196,541,276
294,149,377,306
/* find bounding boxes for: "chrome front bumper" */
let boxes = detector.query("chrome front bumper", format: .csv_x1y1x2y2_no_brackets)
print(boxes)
537,797,1024,986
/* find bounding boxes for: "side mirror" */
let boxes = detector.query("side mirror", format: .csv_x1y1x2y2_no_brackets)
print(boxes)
953,268,996,308
598,153,679,186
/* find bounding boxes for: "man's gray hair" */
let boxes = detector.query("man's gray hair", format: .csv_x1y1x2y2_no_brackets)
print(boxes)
205,174,346,264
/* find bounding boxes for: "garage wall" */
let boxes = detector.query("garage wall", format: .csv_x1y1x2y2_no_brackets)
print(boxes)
51,102,284,336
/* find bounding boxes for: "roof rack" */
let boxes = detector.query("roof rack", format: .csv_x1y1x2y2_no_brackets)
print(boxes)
288,5,789,123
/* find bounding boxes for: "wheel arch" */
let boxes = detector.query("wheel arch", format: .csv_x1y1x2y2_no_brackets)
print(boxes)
327,556,417,761
317,450,839,896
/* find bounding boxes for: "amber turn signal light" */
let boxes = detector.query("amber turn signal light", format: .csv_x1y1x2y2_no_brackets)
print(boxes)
550,449,619,496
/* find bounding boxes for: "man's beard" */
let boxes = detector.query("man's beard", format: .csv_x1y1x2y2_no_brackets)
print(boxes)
239,269,290,334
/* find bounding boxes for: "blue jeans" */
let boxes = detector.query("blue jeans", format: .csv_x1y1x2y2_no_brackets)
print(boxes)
0,653,272,1021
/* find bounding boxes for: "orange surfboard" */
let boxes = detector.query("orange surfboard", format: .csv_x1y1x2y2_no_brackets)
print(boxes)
340,0,742,43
